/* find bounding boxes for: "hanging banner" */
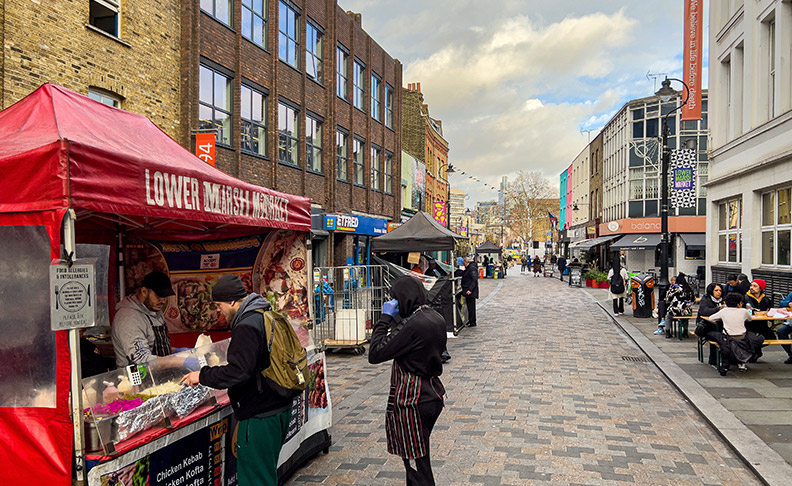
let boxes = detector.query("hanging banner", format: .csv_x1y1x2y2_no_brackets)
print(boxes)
433,201,447,227
682,0,703,120
670,149,696,208
195,132,216,166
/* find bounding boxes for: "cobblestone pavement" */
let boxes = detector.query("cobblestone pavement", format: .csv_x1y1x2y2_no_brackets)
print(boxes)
286,274,761,485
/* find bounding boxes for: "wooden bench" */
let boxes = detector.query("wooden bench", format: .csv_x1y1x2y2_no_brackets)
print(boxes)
696,336,792,364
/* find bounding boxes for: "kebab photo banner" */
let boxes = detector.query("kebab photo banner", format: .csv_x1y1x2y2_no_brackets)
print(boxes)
124,231,312,347
670,149,697,209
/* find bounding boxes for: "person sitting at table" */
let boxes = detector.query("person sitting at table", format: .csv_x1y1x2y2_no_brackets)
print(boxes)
723,274,740,294
735,274,751,295
655,272,694,336
696,283,725,365
744,279,776,346
708,292,764,376
774,290,792,365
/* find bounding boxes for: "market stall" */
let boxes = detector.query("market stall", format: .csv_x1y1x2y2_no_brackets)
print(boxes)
0,84,330,485
475,241,503,278
371,212,468,333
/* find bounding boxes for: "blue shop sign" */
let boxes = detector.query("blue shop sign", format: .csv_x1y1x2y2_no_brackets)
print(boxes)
323,214,389,235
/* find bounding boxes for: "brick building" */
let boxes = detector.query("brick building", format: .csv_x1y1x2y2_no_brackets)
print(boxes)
0,0,182,136
402,83,449,226
181,1,402,267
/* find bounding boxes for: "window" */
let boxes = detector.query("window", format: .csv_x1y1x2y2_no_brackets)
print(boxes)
199,64,232,145
242,0,266,48
88,88,121,108
370,74,381,121
336,130,348,181
306,21,323,82
279,1,299,69
384,151,393,194
278,102,299,165
89,0,120,37
717,198,742,263
241,85,266,156
306,115,322,172
353,138,365,185
761,187,791,266
353,60,365,110
336,45,349,100
201,0,231,26
384,84,394,129
371,146,381,191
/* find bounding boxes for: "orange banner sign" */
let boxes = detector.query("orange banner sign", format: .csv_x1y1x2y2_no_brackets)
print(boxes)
682,0,703,121
195,132,216,166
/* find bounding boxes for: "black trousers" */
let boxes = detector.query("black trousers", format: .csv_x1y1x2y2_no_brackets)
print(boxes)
612,298,624,314
466,296,477,326
403,400,443,486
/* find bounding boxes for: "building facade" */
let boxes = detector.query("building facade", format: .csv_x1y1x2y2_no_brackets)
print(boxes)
181,1,403,267
0,0,182,136
402,83,449,226
590,91,709,276
707,0,792,296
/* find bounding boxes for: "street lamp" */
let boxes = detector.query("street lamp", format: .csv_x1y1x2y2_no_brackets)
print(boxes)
655,77,690,323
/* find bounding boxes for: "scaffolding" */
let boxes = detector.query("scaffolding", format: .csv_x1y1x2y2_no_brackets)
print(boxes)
313,265,392,354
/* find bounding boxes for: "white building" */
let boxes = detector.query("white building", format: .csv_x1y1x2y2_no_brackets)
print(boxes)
600,92,709,278
707,0,792,297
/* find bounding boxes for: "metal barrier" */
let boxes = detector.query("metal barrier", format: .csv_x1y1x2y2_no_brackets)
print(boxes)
313,265,391,354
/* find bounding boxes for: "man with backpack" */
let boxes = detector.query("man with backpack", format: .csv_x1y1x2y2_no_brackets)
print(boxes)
181,274,296,486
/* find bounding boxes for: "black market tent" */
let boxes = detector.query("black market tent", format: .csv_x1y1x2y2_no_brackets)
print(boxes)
475,241,502,255
371,211,464,252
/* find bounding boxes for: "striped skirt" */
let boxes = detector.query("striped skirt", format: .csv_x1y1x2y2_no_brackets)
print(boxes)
385,362,429,459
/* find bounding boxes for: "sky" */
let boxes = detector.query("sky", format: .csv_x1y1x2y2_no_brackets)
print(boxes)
338,0,709,208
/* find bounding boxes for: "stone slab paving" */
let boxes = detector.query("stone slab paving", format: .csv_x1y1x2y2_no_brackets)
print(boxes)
286,275,761,485
587,284,792,472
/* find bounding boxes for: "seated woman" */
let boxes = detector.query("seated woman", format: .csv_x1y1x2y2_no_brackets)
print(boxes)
708,292,765,375
776,291,792,365
655,272,694,337
696,283,724,365
744,279,776,341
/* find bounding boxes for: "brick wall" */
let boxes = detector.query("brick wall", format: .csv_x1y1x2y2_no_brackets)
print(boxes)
1,0,182,138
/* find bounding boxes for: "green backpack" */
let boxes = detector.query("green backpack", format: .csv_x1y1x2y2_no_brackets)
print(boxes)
255,309,308,399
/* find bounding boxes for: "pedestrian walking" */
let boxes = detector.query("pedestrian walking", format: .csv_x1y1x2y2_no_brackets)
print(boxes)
461,256,479,326
180,274,292,486
607,258,629,316
520,256,528,273
532,255,542,277
556,255,567,281
368,275,447,486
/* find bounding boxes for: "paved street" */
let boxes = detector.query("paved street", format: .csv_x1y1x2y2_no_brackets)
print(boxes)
286,273,763,485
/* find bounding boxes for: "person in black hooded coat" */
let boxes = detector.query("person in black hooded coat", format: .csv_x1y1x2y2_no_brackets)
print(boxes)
369,275,447,486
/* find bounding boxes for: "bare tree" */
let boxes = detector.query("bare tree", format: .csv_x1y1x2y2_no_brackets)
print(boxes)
504,171,559,250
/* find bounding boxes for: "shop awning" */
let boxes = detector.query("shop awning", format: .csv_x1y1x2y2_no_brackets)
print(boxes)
610,233,662,250
679,233,705,250
573,234,621,250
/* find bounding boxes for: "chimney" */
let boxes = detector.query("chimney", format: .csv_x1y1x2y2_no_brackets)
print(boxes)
346,11,362,27
417,83,421,93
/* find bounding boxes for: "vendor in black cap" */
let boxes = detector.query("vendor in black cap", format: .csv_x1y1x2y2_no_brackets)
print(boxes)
111,271,176,368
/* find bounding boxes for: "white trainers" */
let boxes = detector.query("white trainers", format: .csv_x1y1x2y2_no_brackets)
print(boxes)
737,363,748,372
653,328,664,335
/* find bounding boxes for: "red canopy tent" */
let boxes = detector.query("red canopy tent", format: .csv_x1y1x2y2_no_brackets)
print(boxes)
0,84,311,484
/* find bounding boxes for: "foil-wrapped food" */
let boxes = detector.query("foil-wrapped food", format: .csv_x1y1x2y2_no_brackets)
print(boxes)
114,396,164,442
161,384,211,419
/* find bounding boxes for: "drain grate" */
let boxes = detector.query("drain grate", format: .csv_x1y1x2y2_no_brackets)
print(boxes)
621,356,651,362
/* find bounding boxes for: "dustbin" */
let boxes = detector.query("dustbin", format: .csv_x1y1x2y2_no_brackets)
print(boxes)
631,274,655,318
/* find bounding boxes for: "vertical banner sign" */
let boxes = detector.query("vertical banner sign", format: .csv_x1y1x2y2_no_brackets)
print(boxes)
670,149,696,208
195,132,216,166
682,0,703,120
433,201,447,226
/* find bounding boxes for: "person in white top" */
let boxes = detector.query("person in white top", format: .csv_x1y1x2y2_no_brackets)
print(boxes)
708,292,763,375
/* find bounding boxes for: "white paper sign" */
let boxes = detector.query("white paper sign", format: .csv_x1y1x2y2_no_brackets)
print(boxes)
50,263,96,331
